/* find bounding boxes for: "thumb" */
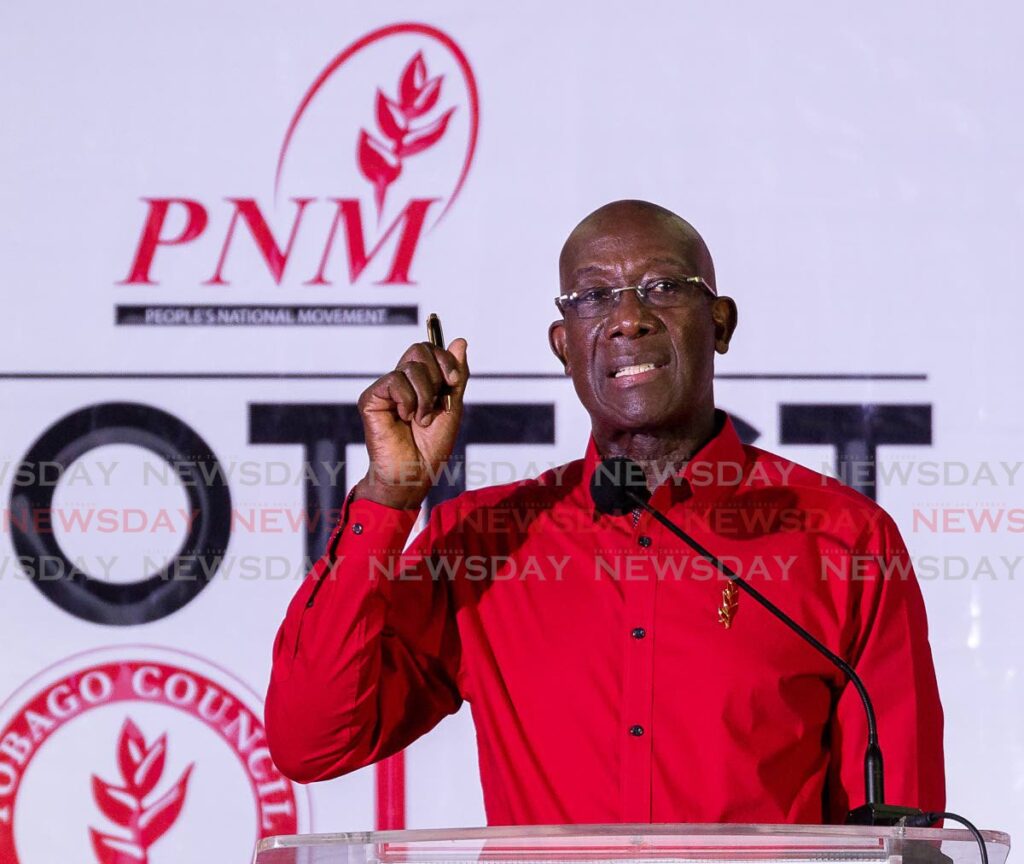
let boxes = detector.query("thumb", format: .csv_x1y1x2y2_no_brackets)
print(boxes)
447,338,470,397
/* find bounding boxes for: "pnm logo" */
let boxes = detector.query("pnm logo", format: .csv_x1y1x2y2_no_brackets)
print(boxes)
120,23,480,287
90,719,193,864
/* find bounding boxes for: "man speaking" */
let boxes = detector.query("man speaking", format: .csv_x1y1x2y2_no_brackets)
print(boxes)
265,200,945,824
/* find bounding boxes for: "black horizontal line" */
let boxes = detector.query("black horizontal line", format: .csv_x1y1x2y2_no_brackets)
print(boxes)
718,373,928,381
0,372,928,381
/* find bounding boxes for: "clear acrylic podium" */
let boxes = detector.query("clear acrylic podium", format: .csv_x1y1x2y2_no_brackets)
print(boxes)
254,824,1010,864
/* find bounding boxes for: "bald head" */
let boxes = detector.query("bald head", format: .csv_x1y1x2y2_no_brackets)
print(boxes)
559,200,717,294
549,198,738,448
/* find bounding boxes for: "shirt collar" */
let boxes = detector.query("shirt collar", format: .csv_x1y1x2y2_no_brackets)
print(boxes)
582,410,748,510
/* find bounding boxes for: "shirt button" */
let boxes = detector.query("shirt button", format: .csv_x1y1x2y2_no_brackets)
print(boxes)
351,523,364,535
629,724,645,737
638,535,652,548
631,627,647,639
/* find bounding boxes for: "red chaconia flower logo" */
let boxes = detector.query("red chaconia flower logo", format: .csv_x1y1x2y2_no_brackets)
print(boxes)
275,22,479,228
89,718,193,864
358,52,455,215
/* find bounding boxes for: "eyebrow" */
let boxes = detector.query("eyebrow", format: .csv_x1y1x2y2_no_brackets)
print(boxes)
571,257,695,282
571,265,612,281
642,256,694,271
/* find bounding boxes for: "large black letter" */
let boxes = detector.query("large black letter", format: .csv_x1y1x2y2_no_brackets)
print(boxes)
780,403,932,500
10,403,231,625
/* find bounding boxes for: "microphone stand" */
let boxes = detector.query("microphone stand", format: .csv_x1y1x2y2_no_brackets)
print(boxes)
622,487,924,826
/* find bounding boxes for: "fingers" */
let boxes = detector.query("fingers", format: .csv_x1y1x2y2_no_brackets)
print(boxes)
359,371,417,423
399,339,470,417
398,342,446,424
360,339,470,427
399,359,442,425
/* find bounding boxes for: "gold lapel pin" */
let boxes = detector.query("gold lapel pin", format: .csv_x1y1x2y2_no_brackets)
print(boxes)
718,581,739,629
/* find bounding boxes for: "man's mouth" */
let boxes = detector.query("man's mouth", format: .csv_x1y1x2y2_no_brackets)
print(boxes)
610,361,666,380
613,363,657,379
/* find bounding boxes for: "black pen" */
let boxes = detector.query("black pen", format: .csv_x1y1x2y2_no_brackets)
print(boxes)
426,312,452,413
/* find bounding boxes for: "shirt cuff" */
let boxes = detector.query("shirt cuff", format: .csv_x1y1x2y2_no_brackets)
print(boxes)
300,493,422,613
326,493,422,563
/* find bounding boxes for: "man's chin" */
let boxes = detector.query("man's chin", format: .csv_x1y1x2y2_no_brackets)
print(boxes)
592,406,685,437
587,390,716,440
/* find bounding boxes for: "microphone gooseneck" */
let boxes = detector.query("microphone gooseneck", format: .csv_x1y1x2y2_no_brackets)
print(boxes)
590,456,904,825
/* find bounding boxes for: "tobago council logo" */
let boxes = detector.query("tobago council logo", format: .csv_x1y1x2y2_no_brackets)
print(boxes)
117,22,480,327
0,646,310,863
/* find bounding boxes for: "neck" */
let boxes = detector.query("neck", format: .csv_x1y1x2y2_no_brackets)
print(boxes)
594,410,718,489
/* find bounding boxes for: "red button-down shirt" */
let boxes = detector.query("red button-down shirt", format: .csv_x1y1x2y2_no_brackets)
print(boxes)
266,414,944,824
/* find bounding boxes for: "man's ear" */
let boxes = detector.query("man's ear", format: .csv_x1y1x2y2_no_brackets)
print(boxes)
548,320,571,373
711,296,738,354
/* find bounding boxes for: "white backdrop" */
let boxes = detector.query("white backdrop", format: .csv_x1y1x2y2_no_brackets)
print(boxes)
1,3,1022,862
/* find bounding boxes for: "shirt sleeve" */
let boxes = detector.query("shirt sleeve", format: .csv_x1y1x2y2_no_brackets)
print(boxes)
265,494,464,784
826,510,946,821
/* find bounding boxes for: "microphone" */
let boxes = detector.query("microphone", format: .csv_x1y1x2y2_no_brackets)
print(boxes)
589,455,921,826
590,456,650,515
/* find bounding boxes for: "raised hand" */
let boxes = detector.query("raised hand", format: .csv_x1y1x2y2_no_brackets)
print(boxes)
352,338,469,509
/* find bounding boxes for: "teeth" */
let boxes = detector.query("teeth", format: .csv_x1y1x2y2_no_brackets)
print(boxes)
614,363,656,378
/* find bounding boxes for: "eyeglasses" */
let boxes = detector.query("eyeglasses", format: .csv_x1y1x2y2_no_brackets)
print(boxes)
555,276,715,319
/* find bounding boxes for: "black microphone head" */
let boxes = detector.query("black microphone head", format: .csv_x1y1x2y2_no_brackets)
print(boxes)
590,457,651,515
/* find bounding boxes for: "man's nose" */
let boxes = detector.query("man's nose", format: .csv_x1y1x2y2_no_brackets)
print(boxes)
604,288,657,338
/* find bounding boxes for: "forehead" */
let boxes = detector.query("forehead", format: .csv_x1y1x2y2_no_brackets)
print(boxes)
559,214,701,285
